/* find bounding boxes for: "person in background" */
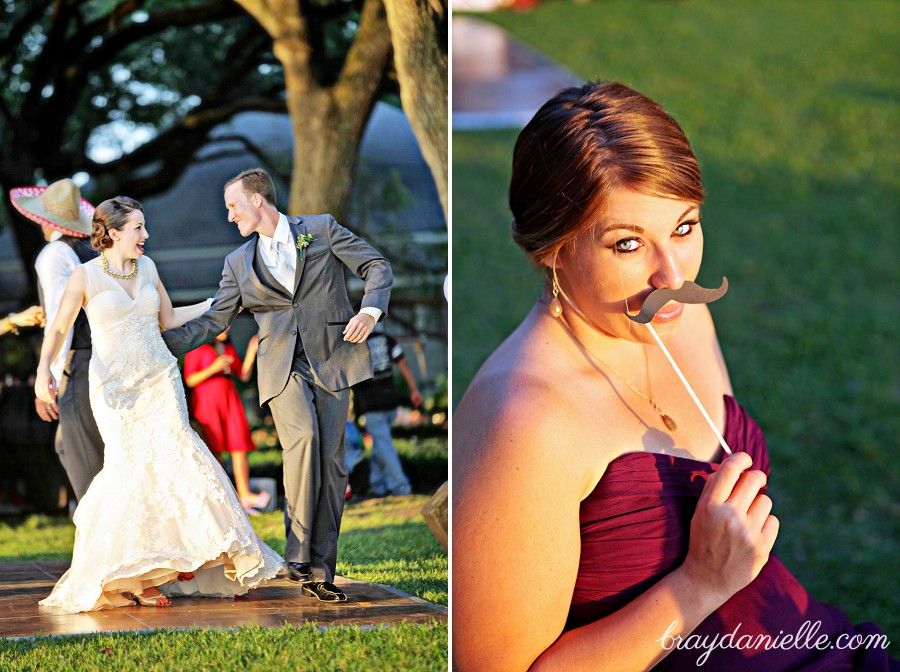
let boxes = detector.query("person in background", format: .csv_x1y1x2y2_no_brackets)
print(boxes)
184,329,270,514
10,178,104,502
352,330,423,497
342,417,366,500
0,305,44,336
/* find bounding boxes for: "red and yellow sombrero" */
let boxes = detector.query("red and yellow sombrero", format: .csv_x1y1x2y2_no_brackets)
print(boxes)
9,178,94,238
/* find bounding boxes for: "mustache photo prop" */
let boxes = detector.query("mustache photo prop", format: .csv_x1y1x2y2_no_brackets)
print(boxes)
625,277,734,456
626,278,729,324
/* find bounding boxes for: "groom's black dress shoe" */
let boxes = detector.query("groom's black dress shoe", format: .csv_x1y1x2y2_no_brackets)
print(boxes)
287,562,311,582
302,581,348,602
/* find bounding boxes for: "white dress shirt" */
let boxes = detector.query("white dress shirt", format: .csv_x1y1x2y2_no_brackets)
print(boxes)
258,214,382,322
257,213,296,291
35,233,80,382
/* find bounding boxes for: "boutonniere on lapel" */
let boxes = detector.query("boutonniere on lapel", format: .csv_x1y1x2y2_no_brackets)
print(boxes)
296,233,314,258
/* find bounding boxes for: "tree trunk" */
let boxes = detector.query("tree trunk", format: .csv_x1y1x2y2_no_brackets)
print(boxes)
282,86,374,222
383,0,448,225
236,0,392,221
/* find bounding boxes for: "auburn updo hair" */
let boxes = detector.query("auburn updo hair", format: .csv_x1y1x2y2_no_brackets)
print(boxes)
91,196,143,250
509,81,705,266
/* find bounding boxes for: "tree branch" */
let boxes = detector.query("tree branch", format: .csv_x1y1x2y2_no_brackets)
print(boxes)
335,0,391,111
0,1,54,60
73,0,243,75
0,93,14,126
232,0,292,39
75,96,287,197
22,0,77,113
195,134,291,184
213,23,273,92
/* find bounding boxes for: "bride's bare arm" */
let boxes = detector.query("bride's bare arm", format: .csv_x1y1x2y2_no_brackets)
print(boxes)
157,279,212,330
170,300,212,328
35,267,86,404
452,376,777,672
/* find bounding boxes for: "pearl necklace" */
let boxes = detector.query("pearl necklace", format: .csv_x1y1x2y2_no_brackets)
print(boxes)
101,251,137,280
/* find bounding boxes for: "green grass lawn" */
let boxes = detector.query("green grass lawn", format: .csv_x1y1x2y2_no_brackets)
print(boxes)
1,623,447,672
0,496,447,670
454,0,898,646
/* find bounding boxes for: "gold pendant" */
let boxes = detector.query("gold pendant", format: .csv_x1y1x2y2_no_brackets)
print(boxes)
661,414,678,431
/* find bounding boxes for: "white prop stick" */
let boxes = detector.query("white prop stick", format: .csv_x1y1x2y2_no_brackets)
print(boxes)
644,322,732,456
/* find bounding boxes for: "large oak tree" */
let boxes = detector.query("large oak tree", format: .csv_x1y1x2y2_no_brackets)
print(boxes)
1,0,446,300
383,0,447,221
235,0,392,219
0,0,281,295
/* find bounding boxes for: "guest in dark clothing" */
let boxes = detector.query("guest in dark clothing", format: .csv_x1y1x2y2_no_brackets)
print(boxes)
352,331,422,497
10,179,104,502
452,82,896,671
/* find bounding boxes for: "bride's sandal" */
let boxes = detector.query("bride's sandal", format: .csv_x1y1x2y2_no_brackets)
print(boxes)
133,588,171,607
177,572,195,582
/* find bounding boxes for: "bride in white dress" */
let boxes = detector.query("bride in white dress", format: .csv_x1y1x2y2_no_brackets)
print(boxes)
35,196,284,613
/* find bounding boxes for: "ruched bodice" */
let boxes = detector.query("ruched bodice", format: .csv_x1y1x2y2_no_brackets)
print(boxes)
569,396,894,670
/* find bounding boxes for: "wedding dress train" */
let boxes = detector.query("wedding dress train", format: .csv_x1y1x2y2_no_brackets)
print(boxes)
40,257,283,613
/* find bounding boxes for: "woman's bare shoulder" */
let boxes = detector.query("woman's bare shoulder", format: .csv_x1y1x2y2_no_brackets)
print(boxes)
458,349,579,435
452,345,592,671
454,347,599,494
67,264,87,287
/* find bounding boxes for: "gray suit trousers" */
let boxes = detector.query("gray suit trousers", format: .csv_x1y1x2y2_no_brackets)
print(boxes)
56,349,104,502
268,358,350,583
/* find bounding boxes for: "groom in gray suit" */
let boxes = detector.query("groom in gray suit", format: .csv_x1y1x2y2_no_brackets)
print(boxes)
162,168,392,602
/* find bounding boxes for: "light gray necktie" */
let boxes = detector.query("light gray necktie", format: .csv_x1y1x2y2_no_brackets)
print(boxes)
272,240,293,290
271,239,281,268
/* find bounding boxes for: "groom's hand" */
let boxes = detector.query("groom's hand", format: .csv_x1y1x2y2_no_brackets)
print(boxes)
343,312,375,343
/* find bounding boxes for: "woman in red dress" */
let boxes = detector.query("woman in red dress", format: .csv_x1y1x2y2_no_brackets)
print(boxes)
184,329,270,513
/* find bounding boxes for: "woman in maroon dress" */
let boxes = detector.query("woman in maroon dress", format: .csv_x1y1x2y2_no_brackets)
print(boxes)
452,82,896,671
184,329,270,513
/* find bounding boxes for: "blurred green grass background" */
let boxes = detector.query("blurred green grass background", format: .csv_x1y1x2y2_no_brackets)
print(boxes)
453,0,898,642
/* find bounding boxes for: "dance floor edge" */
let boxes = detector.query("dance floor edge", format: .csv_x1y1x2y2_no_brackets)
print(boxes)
0,561,447,639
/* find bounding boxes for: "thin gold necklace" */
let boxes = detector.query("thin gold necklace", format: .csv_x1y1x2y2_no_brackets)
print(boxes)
544,299,679,431
101,251,137,280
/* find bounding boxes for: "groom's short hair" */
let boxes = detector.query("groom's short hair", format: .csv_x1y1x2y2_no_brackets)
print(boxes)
226,168,276,206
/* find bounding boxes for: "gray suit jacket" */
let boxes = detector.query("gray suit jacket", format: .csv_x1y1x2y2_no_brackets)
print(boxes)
163,214,392,403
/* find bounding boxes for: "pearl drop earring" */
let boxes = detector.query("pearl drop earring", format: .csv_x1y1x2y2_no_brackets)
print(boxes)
549,266,563,318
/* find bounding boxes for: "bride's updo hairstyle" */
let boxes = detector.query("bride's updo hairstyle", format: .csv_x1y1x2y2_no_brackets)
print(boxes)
509,81,705,266
91,196,144,250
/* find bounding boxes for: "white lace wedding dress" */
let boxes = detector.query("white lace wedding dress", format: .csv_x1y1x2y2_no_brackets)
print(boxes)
39,256,284,613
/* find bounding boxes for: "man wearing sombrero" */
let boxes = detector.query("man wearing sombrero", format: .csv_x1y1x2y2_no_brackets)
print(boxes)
10,178,104,502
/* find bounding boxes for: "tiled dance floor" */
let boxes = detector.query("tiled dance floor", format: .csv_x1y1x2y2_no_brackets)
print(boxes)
0,562,446,639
